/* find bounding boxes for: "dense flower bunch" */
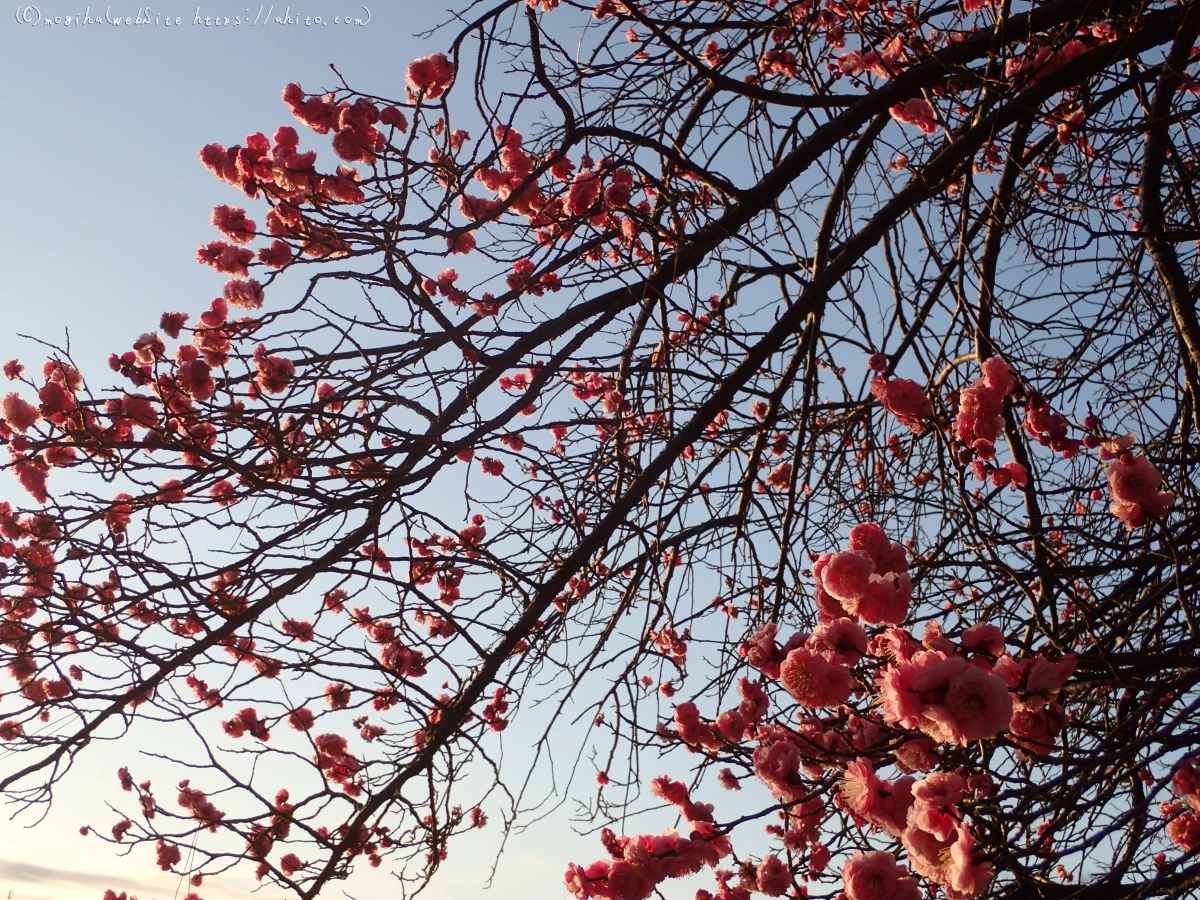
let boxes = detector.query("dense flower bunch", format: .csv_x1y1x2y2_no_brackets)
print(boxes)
566,523,1078,900
1101,435,1176,530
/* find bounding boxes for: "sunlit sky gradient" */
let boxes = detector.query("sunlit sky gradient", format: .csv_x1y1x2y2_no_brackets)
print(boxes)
0,4,627,899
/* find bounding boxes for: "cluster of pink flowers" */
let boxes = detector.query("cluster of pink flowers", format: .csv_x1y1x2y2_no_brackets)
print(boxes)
844,767,1001,898
778,637,861,709
328,97,386,164
839,36,905,80
840,757,914,837
198,103,367,268
759,48,800,79
222,707,271,741
313,732,361,787
1022,396,1080,458
672,677,769,751
870,374,932,433
1004,37,1089,85
566,170,602,217
904,819,992,898
876,622,1074,752
954,356,1014,459
177,779,226,832
1163,760,1200,852
211,205,257,244
405,53,456,100
1102,434,1175,529
1,393,40,435
889,98,937,133
1,362,92,502
875,638,1013,746
586,513,1084,900
944,357,1035,490
459,135,647,260
251,344,295,396
812,522,912,625
564,778,732,900
841,851,921,900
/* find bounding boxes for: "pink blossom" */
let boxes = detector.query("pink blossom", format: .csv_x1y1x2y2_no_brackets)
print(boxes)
566,171,602,217
740,622,784,677
961,623,1005,656
253,345,294,395
738,677,769,723
325,682,351,709
224,278,265,311
808,843,831,875
840,850,921,900
2,394,41,433
1008,696,1067,756
155,839,182,871
878,651,1012,745
955,358,1014,453
406,53,456,100
107,393,159,428
1173,760,1200,813
1023,396,1080,458
806,618,868,665
755,855,790,896
604,180,632,210
839,758,913,837
197,240,254,277
980,356,1015,393
939,665,1014,742
868,626,922,664
871,376,931,432
448,232,477,254
890,98,937,134
760,48,799,79
779,647,857,708
752,737,806,802
209,481,236,506
458,194,500,222
1022,653,1076,692
944,823,993,899
14,458,47,504
847,522,909,574
211,206,257,244
767,461,792,490
893,738,939,773
605,858,654,900
1164,800,1200,852
813,584,853,622
674,701,705,746
902,820,953,883
858,573,912,625
1099,432,1136,461
177,356,215,403
715,709,747,743
818,551,874,604
378,106,408,133
908,772,964,840
1106,450,1174,529
838,36,905,80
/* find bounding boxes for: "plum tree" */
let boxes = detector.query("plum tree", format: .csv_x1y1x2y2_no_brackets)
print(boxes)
3,1,1200,899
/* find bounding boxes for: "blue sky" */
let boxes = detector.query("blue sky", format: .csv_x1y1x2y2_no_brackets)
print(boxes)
0,4,624,899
